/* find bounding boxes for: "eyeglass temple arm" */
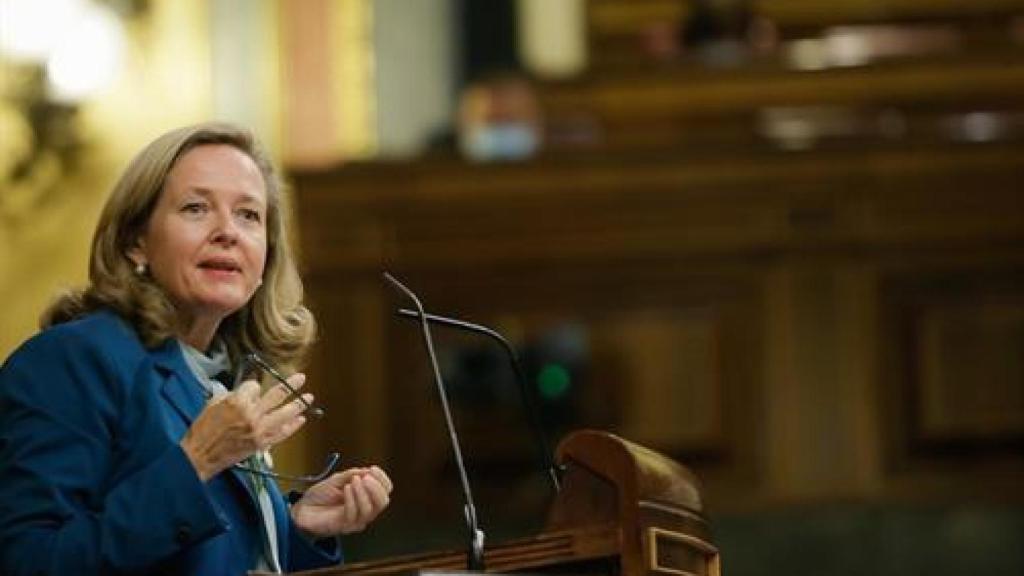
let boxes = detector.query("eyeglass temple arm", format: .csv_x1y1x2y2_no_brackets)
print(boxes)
240,352,325,419
235,452,341,484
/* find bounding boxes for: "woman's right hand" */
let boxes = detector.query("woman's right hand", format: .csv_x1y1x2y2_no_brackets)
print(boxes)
179,374,312,482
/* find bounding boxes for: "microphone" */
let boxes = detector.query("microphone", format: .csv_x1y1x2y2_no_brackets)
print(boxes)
396,308,563,495
382,272,486,570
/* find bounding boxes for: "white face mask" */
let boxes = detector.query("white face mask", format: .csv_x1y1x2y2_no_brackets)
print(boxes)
460,122,539,162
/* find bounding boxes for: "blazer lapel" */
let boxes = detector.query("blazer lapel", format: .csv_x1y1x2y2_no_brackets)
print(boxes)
151,339,206,425
150,339,260,505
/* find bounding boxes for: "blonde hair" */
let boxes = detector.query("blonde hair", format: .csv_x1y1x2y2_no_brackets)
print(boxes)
43,122,315,372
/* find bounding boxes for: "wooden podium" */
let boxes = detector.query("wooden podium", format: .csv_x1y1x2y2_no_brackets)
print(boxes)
261,430,720,576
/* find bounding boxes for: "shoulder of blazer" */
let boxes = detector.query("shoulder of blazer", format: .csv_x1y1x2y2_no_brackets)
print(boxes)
2,309,150,384
0,310,168,442
55,309,147,360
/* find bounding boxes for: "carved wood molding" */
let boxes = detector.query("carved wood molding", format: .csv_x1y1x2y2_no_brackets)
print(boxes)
294,144,1024,274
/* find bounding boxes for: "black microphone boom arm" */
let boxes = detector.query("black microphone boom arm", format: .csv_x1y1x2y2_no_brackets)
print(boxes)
397,308,563,494
383,273,486,570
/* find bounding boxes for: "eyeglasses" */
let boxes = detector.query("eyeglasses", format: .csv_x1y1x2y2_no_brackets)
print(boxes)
233,452,341,485
230,352,340,484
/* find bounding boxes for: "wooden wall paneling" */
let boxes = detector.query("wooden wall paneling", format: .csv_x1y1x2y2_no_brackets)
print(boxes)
587,0,1024,36
761,0,1024,27
540,57,1024,131
299,144,1024,274
372,262,767,518
292,137,1024,537
303,273,391,468
879,267,1024,500
762,259,884,500
916,303,1024,440
585,0,1024,70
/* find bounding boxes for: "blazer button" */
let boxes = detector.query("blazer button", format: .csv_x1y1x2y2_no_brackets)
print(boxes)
175,522,193,545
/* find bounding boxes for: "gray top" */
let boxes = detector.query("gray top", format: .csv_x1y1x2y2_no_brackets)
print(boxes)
178,340,282,573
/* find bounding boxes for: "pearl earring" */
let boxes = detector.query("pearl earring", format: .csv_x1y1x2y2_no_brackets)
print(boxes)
134,262,148,276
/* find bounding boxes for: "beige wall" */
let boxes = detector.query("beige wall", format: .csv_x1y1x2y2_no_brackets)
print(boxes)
1,0,213,359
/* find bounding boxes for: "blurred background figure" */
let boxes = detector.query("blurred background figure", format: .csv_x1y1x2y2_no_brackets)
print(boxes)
680,0,778,66
457,72,542,162
681,0,756,66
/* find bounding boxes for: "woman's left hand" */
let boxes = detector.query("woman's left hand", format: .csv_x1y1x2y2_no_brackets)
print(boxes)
290,465,393,538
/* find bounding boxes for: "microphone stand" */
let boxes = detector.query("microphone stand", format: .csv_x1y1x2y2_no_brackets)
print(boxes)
383,273,486,570
397,308,563,495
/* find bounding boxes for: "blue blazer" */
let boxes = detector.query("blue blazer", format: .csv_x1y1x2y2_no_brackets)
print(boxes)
0,310,342,575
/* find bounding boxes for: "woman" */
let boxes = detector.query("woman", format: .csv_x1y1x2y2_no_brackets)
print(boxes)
0,123,392,575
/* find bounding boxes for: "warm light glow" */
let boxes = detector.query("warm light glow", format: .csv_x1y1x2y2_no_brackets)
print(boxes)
517,0,587,78
825,31,872,68
46,1,126,102
0,0,84,62
788,39,828,71
333,0,376,158
960,111,1004,143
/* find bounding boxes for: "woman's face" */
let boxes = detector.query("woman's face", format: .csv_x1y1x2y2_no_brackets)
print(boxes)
132,144,268,326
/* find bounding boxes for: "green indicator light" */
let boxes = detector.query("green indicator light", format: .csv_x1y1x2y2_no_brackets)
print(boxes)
537,364,571,400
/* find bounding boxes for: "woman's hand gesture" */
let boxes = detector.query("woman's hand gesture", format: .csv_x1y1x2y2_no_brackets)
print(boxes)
291,466,393,538
180,374,312,481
